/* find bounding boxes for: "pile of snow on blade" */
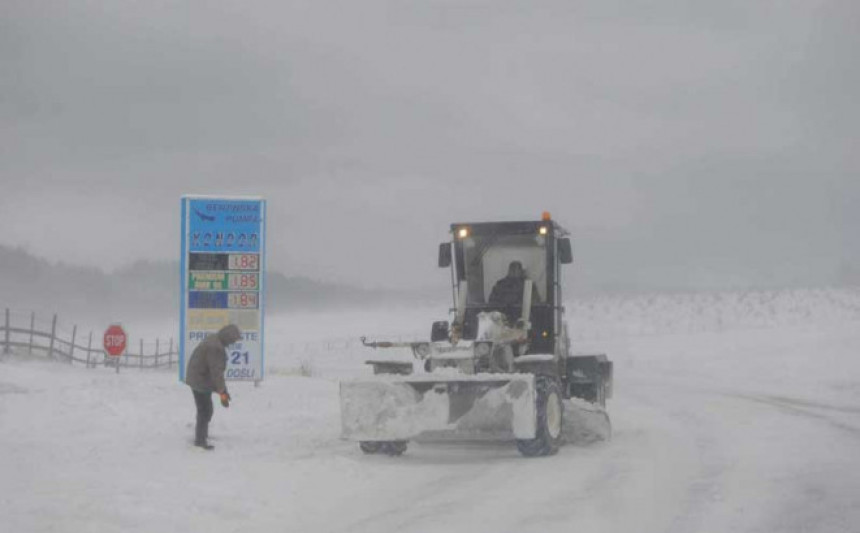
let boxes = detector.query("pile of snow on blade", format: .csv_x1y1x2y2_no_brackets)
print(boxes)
563,398,611,444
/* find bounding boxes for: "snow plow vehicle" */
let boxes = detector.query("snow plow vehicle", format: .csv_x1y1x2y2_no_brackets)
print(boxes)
339,214,613,457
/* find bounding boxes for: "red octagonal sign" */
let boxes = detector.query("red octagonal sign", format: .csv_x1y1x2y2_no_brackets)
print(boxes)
103,324,127,357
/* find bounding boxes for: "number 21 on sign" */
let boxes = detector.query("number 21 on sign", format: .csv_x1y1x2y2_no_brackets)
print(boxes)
231,351,250,365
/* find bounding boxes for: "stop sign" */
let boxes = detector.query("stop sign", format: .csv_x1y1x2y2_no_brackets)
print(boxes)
103,324,127,357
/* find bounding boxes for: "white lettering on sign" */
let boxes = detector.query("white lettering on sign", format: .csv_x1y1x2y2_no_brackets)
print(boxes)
189,331,211,341
105,335,126,347
187,331,258,342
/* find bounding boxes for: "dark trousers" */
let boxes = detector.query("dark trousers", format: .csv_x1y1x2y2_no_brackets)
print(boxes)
193,390,214,444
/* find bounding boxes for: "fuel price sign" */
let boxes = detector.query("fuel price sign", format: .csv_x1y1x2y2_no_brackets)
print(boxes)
180,196,266,383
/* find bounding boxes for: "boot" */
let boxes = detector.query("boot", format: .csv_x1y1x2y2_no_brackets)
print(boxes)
194,420,214,450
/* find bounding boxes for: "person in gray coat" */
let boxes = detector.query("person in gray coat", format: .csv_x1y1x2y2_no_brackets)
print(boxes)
185,324,242,449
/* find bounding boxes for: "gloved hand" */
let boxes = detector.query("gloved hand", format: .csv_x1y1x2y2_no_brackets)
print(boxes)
220,391,231,408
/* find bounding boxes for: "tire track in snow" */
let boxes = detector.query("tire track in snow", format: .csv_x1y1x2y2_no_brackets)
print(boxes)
763,395,860,415
495,385,719,533
628,378,860,533
336,383,723,533
716,392,860,533
618,382,731,533
334,438,628,533
730,393,860,438
333,445,525,533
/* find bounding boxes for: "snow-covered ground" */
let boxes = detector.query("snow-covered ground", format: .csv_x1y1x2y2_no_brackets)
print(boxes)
3,288,860,532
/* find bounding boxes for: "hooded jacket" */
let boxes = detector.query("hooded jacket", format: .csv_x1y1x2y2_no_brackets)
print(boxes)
185,325,241,393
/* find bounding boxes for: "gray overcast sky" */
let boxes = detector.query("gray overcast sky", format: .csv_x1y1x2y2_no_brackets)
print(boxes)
1,0,858,292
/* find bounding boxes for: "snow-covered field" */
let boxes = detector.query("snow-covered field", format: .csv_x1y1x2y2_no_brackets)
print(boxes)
3,288,860,532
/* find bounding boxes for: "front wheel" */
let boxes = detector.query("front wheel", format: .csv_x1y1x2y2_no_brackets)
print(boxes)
516,376,564,457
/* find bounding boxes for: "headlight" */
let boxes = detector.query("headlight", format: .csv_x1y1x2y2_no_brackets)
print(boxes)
474,342,492,358
414,343,431,358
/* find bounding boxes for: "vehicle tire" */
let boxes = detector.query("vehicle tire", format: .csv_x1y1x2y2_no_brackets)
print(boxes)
516,376,564,457
381,441,408,456
359,442,382,454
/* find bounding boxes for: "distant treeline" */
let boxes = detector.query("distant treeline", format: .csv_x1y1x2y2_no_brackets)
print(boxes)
3,244,858,323
0,245,437,321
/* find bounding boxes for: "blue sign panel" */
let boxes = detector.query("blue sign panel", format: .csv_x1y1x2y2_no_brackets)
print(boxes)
187,201,263,253
188,291,228,309
180,196,266,383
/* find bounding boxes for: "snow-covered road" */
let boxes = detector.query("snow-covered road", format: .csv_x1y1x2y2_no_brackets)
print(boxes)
3,293,860,532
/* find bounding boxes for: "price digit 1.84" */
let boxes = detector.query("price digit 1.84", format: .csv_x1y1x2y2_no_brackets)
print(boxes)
228,292,258,309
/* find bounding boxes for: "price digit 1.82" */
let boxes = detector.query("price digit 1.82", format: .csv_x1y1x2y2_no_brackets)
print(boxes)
228,254,259,271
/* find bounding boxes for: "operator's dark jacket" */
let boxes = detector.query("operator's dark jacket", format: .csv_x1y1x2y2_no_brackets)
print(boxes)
185,325,239,394
488,276,540,307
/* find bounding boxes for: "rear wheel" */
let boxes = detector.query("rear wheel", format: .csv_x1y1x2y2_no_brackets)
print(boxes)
516,376,563,457
381,441,408,456
359,442,382,454
359,441,408,456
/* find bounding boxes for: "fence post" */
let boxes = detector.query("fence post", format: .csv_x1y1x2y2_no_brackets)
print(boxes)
69,325,77,365
28,312,35,355
86,331,93,368
168,338,174,368
3,308,9,355
155,339,160,368
139,339,144,370
48,314,57,359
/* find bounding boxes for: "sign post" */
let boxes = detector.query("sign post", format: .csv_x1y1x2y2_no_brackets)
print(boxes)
103,324,127,374
179,196,266,384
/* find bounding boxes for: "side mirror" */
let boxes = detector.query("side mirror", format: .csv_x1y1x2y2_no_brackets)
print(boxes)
438,243,452,268
431,321,450,342
558,238,573,264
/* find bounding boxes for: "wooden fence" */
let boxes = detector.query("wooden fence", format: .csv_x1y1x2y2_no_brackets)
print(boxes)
0,309,176,369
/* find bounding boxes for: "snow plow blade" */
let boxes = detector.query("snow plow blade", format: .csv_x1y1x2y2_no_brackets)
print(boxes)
340,374,537,442
562,398,612,444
